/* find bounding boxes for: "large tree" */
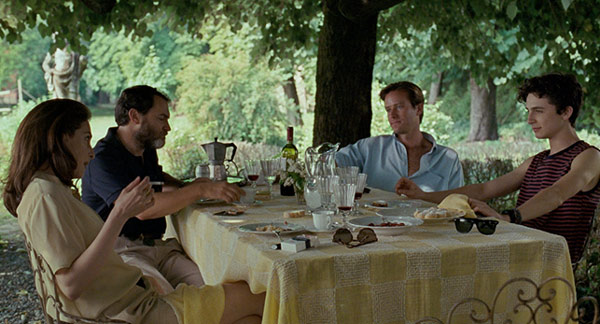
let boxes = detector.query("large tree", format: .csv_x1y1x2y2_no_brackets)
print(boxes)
2,0,598,145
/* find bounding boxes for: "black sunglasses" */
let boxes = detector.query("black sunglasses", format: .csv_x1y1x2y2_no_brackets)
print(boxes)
333,228,378,248
454,217,499,235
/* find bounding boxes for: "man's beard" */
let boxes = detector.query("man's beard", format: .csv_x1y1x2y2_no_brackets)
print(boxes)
135,124,166,149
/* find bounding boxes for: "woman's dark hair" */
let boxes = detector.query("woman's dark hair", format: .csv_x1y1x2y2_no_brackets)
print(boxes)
2,99,91,217
379,81,425,122
517,73,582,127
114,85,170,126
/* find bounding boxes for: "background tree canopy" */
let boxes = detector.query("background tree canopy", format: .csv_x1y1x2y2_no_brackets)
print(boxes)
1,0,599,146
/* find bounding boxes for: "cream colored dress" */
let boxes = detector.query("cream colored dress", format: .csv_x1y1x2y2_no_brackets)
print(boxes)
17,172,224,324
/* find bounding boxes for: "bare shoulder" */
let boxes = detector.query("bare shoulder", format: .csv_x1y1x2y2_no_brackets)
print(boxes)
573,147,600,169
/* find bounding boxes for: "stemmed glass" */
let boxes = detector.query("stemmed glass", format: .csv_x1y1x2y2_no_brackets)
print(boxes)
260,159,280,199
334,182,357,228
353,173,368,214
244,160,261,189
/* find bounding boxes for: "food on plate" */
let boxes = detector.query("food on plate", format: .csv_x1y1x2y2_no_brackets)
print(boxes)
255,224,291,232
284,210,306,218
368,222,405,227
413,207,464,219
213,208,245,216
437,194,476,218
371,200,389,207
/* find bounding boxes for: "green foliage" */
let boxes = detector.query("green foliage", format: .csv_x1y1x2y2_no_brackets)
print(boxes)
83,25,204,99
460,158,518,211
0,97,50,217
0,28,51,98
174,21,289,147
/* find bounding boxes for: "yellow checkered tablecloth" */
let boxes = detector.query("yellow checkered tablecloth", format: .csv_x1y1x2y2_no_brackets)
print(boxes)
166,189,576,324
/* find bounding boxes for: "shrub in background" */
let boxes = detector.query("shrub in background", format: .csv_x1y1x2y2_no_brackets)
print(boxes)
175,22,289,148
460,158,519,211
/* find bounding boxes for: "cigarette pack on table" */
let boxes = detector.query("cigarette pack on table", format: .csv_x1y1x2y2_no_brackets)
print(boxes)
281,239,307,252
295,234,320,248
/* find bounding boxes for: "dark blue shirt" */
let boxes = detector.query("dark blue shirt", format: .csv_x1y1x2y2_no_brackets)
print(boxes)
82,127,166,240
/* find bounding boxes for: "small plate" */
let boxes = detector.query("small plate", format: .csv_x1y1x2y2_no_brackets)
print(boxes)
349,216,423,235
365,200,414,209
196,198,224,205
306,225,340,233
239,222,305,235
213,209,245,216
412,207,465,223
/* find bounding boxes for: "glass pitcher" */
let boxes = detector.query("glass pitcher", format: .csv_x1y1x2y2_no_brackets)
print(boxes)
304,142,340,212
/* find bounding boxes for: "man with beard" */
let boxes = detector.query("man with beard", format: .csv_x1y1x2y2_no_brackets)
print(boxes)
82,85,243,294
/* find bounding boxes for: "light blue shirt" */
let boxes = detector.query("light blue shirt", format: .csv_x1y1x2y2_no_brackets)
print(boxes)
336,133,464,192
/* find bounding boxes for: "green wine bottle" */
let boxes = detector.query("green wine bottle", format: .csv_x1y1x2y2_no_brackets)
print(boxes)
280,126,298,196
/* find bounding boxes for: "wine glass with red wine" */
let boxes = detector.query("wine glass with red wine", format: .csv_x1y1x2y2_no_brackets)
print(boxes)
244,160,261,189
353,173,368,214
334,182,357,228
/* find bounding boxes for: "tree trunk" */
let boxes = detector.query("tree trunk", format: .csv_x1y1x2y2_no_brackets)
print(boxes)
468,75,498,142
282,76,303,126
427,71,443,104
313,1,378,147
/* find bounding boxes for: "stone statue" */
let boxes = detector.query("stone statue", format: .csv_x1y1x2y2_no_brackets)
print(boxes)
42,48,87,100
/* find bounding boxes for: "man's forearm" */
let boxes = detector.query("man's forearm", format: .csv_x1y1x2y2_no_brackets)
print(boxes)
135,186,199,220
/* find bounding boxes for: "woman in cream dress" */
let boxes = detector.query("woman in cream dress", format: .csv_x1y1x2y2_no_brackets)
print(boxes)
3,99,264,324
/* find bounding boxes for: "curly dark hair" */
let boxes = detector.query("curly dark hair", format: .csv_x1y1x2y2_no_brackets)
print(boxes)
3,99,91,217
115,85,170,126
517,73,582,127
379,81,425,122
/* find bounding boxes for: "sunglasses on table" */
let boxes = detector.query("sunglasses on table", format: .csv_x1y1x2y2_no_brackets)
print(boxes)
454,217,499,235
333,228,378,248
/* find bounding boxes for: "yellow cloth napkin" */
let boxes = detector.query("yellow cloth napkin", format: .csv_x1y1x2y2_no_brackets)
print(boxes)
162,284,225,324
438,193,476,218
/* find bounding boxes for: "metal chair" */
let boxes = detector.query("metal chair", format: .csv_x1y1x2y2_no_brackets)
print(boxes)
574,205,600,270
24,239,130,324
415,276,598,324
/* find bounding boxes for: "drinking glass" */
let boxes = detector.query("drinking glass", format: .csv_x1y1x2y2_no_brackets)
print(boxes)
334,182,357,228
316,175,339,210
244,160,261,188
260,159,280,199
336,166,359,179
353,173,368,214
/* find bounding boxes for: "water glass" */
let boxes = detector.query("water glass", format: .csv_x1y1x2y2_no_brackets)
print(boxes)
336,166,359,179
317,175,339,209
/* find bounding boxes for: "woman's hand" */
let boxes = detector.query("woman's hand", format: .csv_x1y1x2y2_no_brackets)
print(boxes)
395,177,424,199
468,198,509,221
111,177,154,221
56,176,154,300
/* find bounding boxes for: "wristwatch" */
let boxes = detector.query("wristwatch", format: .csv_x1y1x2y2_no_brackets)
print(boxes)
502,208,522,224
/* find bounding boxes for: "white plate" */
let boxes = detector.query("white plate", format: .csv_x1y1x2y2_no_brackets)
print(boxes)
349,216,423,235
377,208,457,224
305,225,340,233
239,222,305,235
376,209,414,217
196,198,224,205
365,200,415,209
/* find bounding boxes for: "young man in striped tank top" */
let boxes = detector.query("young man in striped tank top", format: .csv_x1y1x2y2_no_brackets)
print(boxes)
395,73,600,261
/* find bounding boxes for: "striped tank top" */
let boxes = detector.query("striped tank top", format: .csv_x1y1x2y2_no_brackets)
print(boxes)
520,141,600,261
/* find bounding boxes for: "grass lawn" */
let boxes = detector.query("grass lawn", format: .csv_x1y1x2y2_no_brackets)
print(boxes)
89,104,117,146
